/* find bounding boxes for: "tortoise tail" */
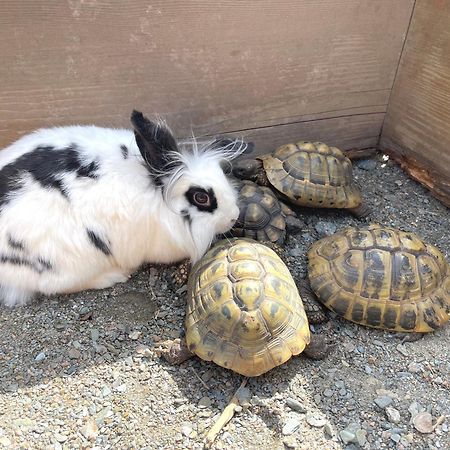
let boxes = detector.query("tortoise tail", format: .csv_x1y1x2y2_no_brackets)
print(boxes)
348,202,371,219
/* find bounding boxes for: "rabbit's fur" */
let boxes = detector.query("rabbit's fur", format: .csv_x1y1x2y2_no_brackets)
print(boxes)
0,111,242,306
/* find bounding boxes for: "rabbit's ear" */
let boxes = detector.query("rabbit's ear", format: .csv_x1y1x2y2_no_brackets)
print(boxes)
130,110,179,175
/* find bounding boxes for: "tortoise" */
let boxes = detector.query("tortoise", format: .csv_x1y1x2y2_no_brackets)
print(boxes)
229,180,303,244
233,141,369,218
307,224,450,334
160,238,330,377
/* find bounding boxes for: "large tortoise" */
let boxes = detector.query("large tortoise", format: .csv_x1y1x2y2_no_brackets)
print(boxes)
229,180,303,244
233,141,368,218
307,224,450,333
161,238,329,377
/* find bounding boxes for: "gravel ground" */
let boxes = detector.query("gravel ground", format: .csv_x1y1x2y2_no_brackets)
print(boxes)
0,154,449,450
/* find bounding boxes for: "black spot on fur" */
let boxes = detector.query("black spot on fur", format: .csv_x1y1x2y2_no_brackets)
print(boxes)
37,257,53,271
185,186,218,213
8,235,25,251
120,144,129,159
86,229,111,256
0,144,100,208
0,253,52,273
76,160,99,179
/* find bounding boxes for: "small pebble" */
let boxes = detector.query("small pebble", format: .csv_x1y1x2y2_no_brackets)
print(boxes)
286,398,307,413
324,422,335,438
282,418,301,436
90,328,100,342
79,306,91,316
339,429,356,444
53,320,67,331
386,406,401,423
283,436,298,448
374,396,393,408
129,331,141,340
101,386,112,397
67,348,81,360
54,433,68,443
181,424,193,437
306,411,327,428
80,418,98,441
34,352,46,362
408,401,423,417
355,429,367,446
412,412,435,434
396,344,409,357
323,389,334,398
198,397,212,409
390,433,401,443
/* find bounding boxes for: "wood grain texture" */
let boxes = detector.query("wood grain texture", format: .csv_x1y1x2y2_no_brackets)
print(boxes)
380,0,450,207
0,1,414,149
221,113,384,155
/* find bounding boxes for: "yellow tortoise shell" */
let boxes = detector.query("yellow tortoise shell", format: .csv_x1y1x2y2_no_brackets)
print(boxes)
185,238,310,377
260,141,362,209
307,224,450,333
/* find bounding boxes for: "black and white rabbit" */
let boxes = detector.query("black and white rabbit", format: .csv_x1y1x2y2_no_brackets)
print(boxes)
0,110,243,306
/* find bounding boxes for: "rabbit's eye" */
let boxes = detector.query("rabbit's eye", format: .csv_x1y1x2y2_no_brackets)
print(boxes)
193,191,210,206
186,186,217,212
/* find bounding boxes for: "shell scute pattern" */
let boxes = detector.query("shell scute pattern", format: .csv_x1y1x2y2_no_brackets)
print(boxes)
261,141,362,209
308,224,450,333
186,238,310,376
231,181,289,244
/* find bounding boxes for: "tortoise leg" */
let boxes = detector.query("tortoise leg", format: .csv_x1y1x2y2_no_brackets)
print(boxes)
169,259,191,290
298,278,328,324
348,202,371,219
155,337,194,365
395,332,425,343
303,334,334,360
280,202,304,234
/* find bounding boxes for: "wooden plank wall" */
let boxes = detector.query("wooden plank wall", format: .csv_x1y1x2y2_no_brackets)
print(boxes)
0,1,414,153
380,0,450,207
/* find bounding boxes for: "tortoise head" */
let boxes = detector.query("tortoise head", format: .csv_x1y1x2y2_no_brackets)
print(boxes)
232,158,266,183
